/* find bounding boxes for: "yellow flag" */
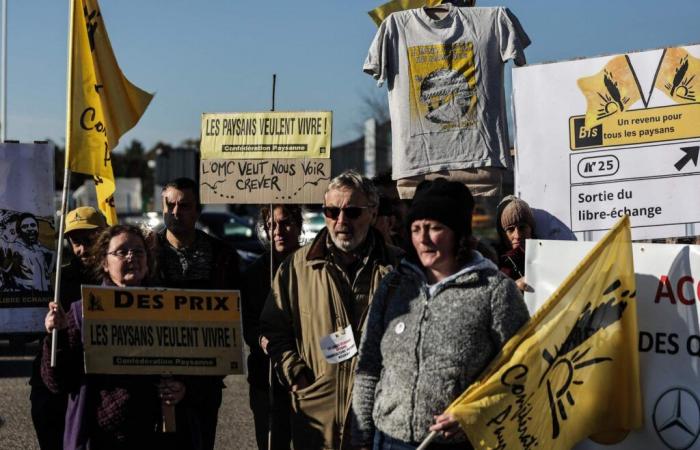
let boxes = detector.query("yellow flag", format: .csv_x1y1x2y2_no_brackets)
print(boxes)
577,56,642,128
68,0,153,224
447,216,642,450
368,0,443,26
655,47,699,104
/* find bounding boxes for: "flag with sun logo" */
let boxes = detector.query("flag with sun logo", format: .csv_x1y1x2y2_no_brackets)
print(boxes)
654,47,699,104
445,216,642,450
577,56,642,129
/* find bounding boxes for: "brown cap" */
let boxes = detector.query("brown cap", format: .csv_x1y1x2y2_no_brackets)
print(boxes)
64,207,107,234
500,198,534,230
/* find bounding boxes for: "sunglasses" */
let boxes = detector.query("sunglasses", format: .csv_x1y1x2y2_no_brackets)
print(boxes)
322,205,374,220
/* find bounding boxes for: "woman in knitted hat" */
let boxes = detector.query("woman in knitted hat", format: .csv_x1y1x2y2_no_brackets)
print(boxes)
352,179,529,450
496,195,536,292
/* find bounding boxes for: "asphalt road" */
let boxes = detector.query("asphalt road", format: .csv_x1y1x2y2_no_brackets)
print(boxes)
0,339,257,450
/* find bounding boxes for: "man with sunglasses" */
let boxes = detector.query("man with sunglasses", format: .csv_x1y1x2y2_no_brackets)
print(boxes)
261,170,402,450
30,206,106,450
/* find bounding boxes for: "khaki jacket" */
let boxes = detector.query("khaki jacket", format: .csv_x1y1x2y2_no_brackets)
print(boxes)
261,228,401,450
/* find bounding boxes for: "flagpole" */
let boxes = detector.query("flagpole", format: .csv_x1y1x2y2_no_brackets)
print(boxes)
51,0,76,367
416,431,437,450
267,72,276,450
1,0,7,141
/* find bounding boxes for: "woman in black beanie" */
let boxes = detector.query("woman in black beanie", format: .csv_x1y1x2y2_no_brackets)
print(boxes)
352,179,529,450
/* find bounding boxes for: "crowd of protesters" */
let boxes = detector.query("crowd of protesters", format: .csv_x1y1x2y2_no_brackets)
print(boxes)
29,171,606,449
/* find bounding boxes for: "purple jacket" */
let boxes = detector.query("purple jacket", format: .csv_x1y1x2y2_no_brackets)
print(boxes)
41,300,161,449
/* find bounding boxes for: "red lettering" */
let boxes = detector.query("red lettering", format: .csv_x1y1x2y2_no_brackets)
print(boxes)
654,275,676,304
677,276,695,305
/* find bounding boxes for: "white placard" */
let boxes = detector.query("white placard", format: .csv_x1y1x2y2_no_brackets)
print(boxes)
513,44,700,241
320,325,357,364
526,239,700,450
0,143,56,333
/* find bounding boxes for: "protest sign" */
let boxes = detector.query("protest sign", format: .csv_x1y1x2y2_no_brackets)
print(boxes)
513,44,700,241
200,111,333,204
0,143,56,333
526,239,700,450
200,111,331,160
82,285,243,376
200,158,330,204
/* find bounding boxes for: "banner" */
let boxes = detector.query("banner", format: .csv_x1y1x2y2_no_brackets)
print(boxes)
447,217,642,449
526,240,700,450
513,44,700,241
200,111,333,204
0,143,56,333
68,0,153,224
200,111,332,160
200,158,330,204
368,0,443,27
82,286,243,376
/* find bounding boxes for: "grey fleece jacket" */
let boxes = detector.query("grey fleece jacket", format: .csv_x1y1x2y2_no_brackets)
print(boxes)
351,251,529,446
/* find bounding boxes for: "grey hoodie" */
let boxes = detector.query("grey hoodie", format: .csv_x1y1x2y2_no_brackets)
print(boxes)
351,251,529,446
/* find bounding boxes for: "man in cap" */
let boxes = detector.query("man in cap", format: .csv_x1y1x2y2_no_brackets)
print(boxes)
30,206,107,450
261,170,402,450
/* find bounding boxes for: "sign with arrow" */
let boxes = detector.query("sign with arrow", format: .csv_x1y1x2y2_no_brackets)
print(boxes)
514,43,700,241
675,146,699,171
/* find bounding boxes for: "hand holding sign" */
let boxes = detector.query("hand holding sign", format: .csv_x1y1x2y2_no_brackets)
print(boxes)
45,302,68,333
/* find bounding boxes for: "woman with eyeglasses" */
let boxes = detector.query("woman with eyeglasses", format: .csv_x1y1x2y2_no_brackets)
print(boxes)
42,225,184,449
351,179,529,450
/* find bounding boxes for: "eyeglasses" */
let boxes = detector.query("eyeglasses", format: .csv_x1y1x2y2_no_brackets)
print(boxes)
107,248,146,259
322,205,374,220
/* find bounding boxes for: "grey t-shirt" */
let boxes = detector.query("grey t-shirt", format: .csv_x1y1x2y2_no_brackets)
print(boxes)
364,6,530,179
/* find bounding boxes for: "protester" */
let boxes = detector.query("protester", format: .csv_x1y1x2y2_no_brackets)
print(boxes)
241,205,303,450
496,195,536,292
153,177,241,450
352,179,529,450
30,207,106,450
372,172,410,250
260,170,402,450
42,224,184,449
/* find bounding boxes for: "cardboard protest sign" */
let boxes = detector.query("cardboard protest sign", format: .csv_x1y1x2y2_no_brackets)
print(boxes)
200,158,330,204
200,111,332,160
0,143,56,333
513,44,700,241
82,285,243,376
526,240,700,450
200,111,333,204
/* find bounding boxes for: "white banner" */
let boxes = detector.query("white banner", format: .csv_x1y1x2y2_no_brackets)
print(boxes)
526,239,700,450
513,44,700,241
0,143,56,333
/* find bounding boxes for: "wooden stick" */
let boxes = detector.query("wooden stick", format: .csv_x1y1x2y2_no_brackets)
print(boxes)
416,430,437,450
162,403,176,433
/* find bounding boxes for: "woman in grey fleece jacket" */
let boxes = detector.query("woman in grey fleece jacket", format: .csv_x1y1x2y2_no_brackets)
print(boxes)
352,179,529,449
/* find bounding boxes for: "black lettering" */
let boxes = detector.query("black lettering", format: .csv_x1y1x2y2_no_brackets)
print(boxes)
115,290,133,308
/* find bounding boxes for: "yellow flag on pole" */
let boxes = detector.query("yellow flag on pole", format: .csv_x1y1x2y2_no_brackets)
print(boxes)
654,47,699,104
67,0,153,224
446,216,642,449
577,56,642,129
368,0,443,26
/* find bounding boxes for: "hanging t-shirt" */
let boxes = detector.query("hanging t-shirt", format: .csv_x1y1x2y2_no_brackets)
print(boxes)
364,6,530,179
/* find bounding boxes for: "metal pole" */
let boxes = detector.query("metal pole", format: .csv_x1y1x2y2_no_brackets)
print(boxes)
1,0,7,141
52,0,77,367
266,72,277,450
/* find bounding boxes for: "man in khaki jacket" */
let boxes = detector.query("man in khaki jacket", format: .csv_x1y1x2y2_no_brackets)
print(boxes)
261,170,401,450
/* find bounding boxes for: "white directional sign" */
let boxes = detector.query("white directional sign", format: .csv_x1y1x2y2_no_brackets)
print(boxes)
514,44,700,241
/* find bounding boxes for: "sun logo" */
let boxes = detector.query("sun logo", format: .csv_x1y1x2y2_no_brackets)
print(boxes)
665,56,696,102
537,280,634,439
595,70,631,121
87,293,104,311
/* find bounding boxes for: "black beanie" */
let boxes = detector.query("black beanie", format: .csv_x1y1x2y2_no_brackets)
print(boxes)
406,178,475,239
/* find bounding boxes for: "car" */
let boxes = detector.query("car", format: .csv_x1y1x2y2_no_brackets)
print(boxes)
197,211,265,265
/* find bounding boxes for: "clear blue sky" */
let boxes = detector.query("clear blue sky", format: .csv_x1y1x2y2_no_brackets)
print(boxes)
6,0,700,152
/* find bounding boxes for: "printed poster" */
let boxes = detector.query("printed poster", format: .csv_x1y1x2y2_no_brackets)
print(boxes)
82,286,243,376
513,44,700,241
0,143,56,333
408,42,477,133
200,111,333,204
